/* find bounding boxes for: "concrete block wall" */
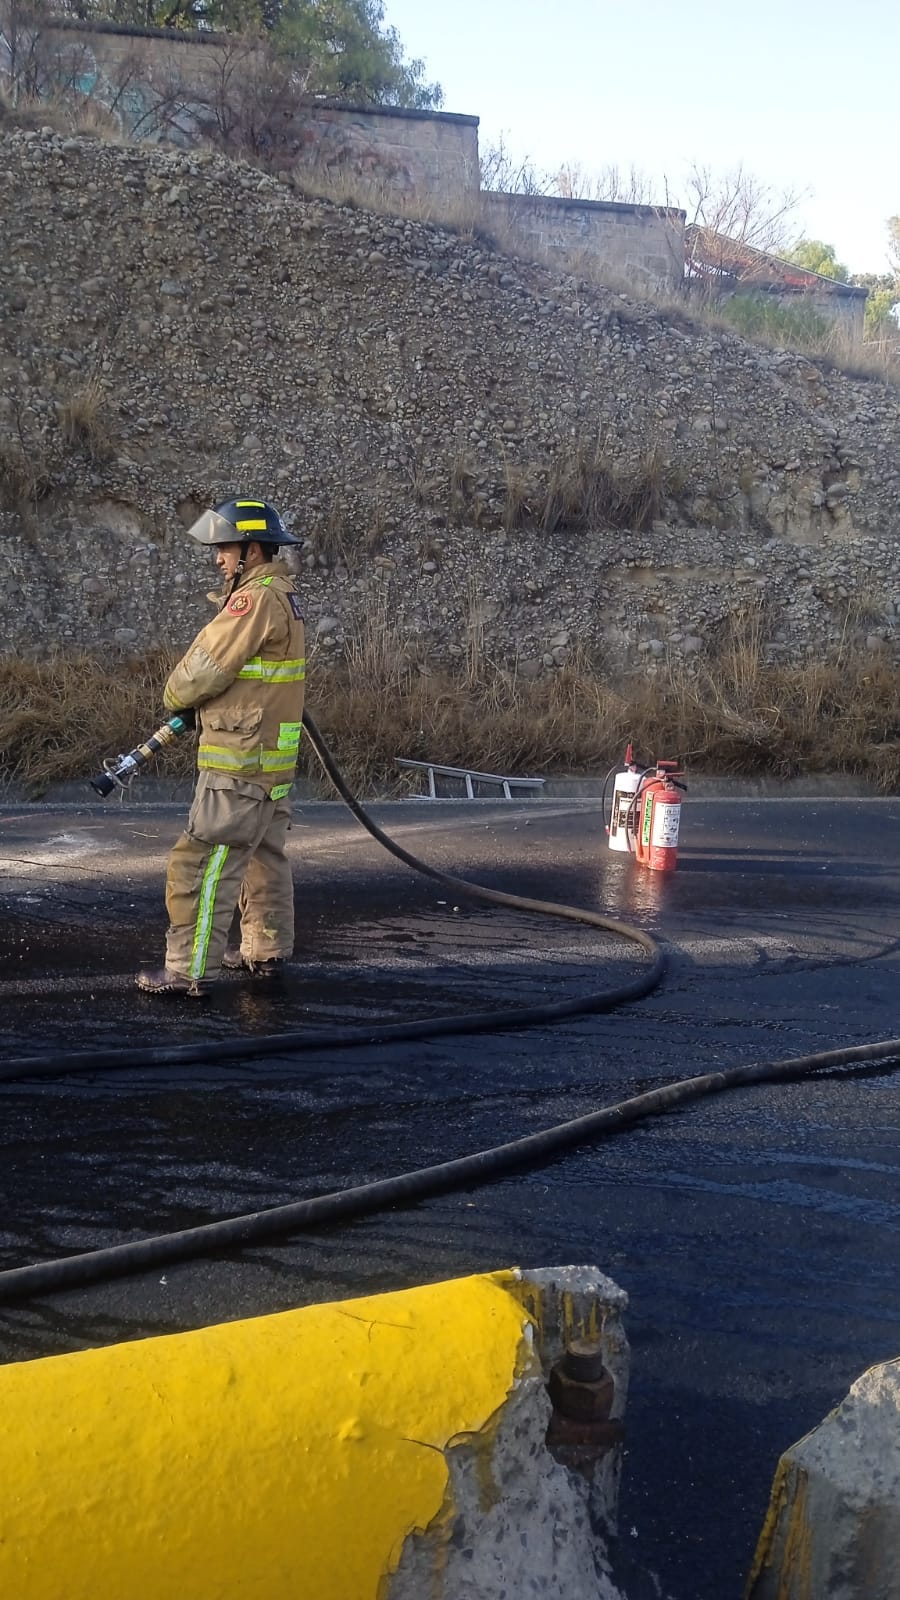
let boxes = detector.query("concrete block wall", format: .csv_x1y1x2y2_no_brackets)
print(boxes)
3,21,680,278
760,285,867,343
295,104,480,203
481,191,687,289
14,21,479,204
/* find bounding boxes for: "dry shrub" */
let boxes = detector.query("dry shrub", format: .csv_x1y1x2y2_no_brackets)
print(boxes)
0,651,188,795
58,378,113,463
4,614,900,796
290,163,482,238
0,437,51,512
68,96,123,142
503,439,672,535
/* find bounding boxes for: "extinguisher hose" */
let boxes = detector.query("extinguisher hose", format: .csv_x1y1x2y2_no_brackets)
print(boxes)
600,763,619,833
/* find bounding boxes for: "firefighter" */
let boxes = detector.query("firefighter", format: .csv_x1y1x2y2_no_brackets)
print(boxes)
136,499,306,996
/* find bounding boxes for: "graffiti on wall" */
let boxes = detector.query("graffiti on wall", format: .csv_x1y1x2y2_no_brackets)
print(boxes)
283,111,418,190
0,22,428,194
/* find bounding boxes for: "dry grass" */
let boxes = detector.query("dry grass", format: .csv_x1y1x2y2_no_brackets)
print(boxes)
0,651,192,794
0,393,53,516
1,379,113,521
0,87,123,141
289,164,483,238
307,500,389,569
4,612,900,798
303,623,900,796
58,378,114,462
501,439,674,535
0,437,51,513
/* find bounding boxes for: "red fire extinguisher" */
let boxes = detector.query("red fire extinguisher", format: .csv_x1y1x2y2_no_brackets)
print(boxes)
632,760,686,873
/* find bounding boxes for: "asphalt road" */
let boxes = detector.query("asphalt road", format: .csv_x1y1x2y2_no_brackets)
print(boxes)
1,793,899,1600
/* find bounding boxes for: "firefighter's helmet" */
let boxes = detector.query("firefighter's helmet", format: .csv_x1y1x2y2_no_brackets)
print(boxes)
185,499,301,547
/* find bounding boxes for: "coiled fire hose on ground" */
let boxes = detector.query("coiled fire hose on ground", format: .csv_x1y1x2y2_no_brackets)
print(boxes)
0,710,898,1302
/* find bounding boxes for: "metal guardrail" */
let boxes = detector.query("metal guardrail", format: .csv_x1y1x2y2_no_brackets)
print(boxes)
395,758,545,800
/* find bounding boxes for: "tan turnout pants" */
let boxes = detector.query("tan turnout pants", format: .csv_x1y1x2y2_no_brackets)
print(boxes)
164,771,294,981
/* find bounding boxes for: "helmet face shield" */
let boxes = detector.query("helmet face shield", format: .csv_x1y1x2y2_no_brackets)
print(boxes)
185,508,246,547
184,499,302,548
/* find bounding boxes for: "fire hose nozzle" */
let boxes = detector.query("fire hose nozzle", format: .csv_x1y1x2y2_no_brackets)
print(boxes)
88,712,194,799
89,769,121,799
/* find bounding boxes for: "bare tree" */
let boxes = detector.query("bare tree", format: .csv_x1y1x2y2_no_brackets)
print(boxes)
479,134,547,197
0,0,51,104
171,32,319,161
553,161,661,206
887,216,900,280
683,163,806,284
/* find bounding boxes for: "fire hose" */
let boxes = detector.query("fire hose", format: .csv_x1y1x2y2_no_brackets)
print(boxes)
1,711,898,1301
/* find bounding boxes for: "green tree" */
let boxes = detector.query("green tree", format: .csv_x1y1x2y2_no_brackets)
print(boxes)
782,238,850,281
171,0,443,107
274,0,442,107
853,216,900,339
58,0,441,106
864,286,899,339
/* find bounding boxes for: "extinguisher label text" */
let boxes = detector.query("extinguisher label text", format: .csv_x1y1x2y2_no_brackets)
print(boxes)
614,794,633,833
651,801,681,848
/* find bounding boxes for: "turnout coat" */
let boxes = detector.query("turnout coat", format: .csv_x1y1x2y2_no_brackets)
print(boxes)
163,563,306,798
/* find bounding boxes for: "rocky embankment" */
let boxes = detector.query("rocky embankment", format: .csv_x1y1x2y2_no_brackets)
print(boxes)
2,125,899,674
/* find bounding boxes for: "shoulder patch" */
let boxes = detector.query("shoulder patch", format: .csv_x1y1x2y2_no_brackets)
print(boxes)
227,593,253,617
287,592,304,621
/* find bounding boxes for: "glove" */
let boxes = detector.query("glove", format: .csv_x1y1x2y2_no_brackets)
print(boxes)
170,706,196,731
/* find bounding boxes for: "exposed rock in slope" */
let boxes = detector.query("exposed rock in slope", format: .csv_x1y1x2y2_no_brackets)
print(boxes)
2,126,899,669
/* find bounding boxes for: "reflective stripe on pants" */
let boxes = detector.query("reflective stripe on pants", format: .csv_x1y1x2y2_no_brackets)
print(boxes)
164,774,294,978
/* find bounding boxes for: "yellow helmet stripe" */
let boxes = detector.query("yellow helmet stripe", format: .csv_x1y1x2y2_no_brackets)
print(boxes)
235,500,266,507
235,519,268,532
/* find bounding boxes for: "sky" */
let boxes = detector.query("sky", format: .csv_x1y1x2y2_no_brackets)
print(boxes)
383,0,899,276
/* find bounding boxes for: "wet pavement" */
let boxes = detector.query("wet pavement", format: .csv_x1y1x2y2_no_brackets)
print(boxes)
1,793,899,1600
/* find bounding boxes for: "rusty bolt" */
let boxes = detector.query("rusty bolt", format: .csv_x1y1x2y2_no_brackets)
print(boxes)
545,1338,624,1472
548,1338,615,1423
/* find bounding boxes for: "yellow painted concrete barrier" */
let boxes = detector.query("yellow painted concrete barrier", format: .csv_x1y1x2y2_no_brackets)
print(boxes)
0,1265,633,1599
0,1270,532,1600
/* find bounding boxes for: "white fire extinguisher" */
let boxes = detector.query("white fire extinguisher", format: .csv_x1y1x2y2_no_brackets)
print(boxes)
606,744,645,853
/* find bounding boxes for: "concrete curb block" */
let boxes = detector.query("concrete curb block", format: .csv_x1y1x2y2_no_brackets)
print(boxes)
0,1265,660,1600
0,773,887,808
746,1355,900,1599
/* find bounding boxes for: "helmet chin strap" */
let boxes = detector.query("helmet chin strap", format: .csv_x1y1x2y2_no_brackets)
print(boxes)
225,544,249,601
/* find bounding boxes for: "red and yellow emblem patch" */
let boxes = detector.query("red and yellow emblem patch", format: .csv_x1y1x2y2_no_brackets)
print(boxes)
227,594,254,617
